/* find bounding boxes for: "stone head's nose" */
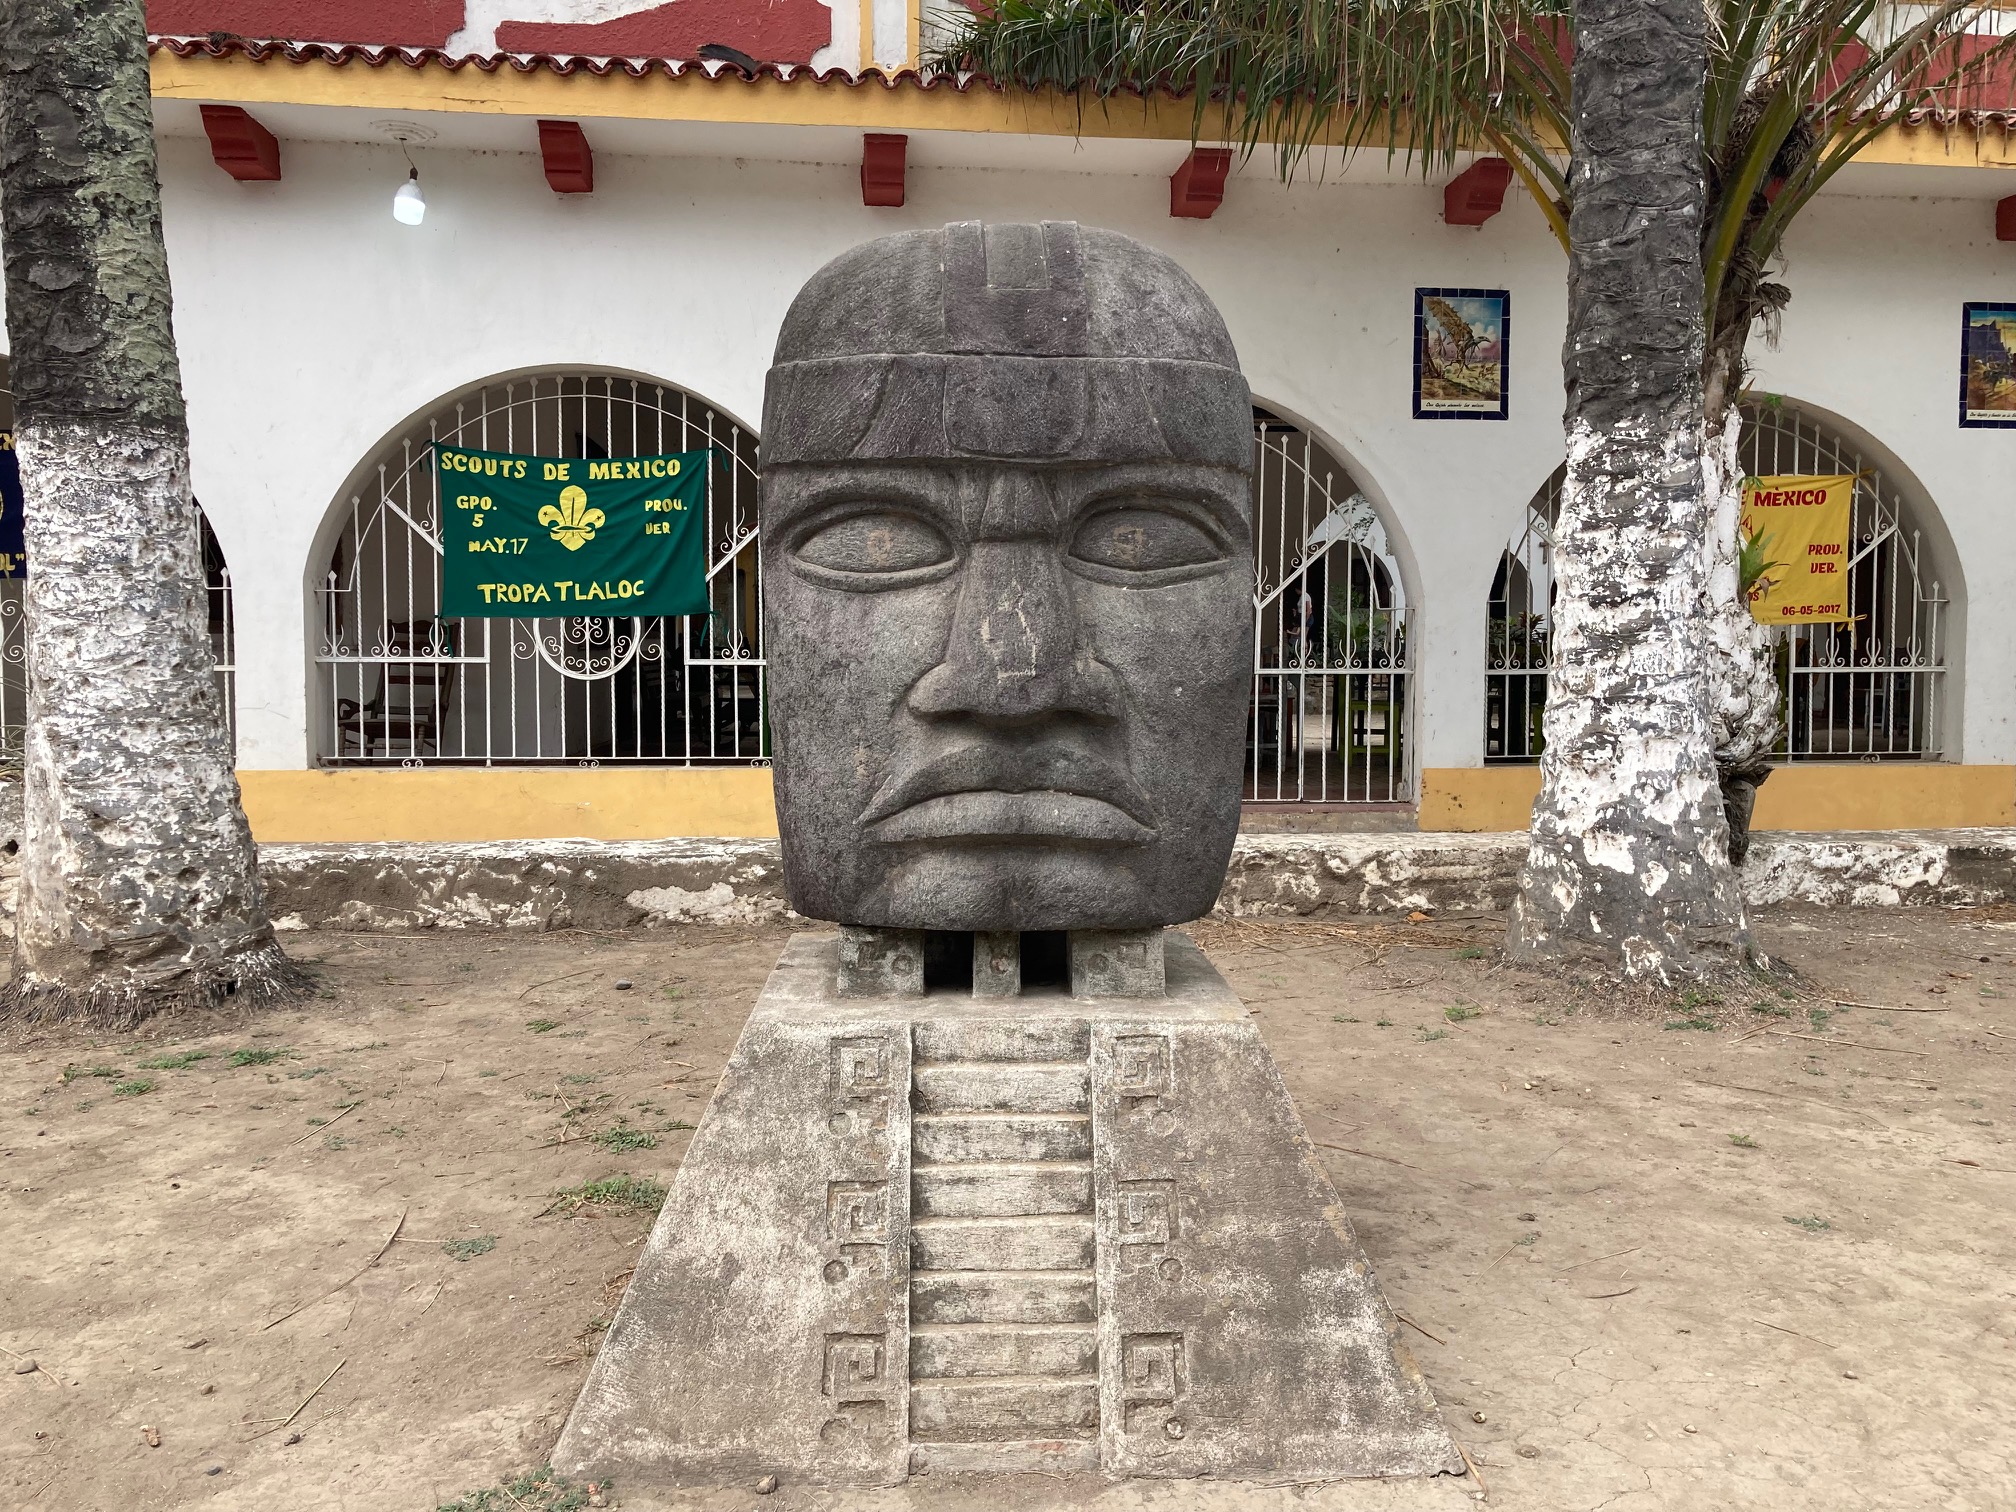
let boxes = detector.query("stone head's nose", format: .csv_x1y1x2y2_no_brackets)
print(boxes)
906,475,1121,727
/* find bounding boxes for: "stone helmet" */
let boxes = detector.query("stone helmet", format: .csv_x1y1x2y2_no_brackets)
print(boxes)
763,220,1251,470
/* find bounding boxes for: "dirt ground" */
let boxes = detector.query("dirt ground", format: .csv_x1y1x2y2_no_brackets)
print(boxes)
2,907,2012,1512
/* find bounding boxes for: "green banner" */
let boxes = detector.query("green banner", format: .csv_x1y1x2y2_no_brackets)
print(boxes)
436,444,711,618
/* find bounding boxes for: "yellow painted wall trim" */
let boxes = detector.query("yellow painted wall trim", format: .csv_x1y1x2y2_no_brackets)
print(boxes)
242,763,2016,843
1418,766,1545,834
151,49,1993,172
240,767,779,843
1420,764,2016,834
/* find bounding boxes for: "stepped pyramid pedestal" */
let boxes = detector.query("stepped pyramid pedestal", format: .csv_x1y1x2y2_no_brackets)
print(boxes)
551,932,1462,1488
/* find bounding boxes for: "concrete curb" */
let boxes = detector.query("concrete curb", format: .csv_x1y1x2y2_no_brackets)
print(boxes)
252,829,2016,931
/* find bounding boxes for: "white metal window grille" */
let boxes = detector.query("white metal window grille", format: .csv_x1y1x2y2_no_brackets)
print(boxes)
1746,401,1946,761
315,372,764,767
1486,472,1558,764
1485,400,1948,763
1249,410,1413,803
203,518,237,754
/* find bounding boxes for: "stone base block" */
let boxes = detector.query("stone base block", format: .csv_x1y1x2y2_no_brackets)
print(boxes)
550,932,1463,1490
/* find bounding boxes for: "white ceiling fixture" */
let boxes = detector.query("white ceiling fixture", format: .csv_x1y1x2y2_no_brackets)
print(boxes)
375,120,437,227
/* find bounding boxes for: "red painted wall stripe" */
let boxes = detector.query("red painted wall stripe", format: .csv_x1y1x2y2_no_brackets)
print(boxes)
147,1,465,48
496,0,831,65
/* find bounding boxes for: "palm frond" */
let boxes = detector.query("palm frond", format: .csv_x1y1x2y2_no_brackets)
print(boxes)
935,2,2016,377
931,1,1543,182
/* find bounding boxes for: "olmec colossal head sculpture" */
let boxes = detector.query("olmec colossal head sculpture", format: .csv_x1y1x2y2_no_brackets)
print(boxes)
761,222,1253,932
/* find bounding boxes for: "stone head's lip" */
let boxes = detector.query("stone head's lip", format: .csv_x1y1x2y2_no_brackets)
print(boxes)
865,790,1154,847
860,742,1155,830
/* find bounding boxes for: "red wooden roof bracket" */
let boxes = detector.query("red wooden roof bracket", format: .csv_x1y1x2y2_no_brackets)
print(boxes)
862,133,907,207
539,120,594,193
1170,148,1232,218
200,104,282,181
1444,157,1514,226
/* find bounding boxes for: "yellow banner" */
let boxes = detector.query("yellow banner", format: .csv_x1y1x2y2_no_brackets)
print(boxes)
1742,474,1854,624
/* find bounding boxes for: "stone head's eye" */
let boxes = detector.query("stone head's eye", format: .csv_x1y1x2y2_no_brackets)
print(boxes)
1071,507,1223,573
794,511,953,575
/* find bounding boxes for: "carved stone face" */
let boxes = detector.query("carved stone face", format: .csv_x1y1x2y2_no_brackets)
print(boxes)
761,223,1253,931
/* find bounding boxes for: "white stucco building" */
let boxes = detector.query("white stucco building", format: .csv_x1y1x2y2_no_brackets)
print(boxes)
7,0,2014,843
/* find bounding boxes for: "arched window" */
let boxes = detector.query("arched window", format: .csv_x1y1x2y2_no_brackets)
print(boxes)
1250,408,1413,803
0,360,236,754
1485,399,1950,763
1486,471,1557,763
314,371,763,766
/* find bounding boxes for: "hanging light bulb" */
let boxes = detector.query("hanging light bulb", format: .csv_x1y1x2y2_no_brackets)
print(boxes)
393,166,426,226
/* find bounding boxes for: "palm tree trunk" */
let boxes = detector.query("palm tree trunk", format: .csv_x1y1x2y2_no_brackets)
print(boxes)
1701,347,1783,866
0,0,302,1024
1510,0,1752,979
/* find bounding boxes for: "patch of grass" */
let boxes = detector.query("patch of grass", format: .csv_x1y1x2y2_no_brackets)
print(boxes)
1749,999,1793,1018
1533,1012,1562,1027
1455,946,1488,960
1375,1018,1394,1028
1515,1231,1539,1247
658,1119,696,1133
1783,1214,1831,1233
591,1125,657,1153
1664,1016,1717,1032
562,1073,602,1086
1807,1007,1835,1031
525,1019,561,1034
478,1069,500,1078
443,1235,498,1262
61,1065,122,1084
112,1079,155,1098
1678,985,1723,1011
1444,1003,1481,1023
436,1465,596,1512
227,1047,290,1067
287,1066,330,1080
137,1050,210,1071
1728,1132,1760,1149
1416,1027,1450,1043
323,1134,349,1151
544,1173,668,1217
345,1041,391,1052
1331,1015,1361,1024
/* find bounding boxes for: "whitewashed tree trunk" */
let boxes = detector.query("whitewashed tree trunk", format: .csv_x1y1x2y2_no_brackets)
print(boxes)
1509,0,1753,981
0,0,301,1023
1701,409,1783,863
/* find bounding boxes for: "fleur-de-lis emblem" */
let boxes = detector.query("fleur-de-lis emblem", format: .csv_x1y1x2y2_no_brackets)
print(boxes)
539,485,605,551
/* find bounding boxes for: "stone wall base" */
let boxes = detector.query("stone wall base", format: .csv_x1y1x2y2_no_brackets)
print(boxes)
237,830,2016,932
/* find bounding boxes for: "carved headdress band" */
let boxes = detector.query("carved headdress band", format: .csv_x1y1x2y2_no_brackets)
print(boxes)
763,221,1252,468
